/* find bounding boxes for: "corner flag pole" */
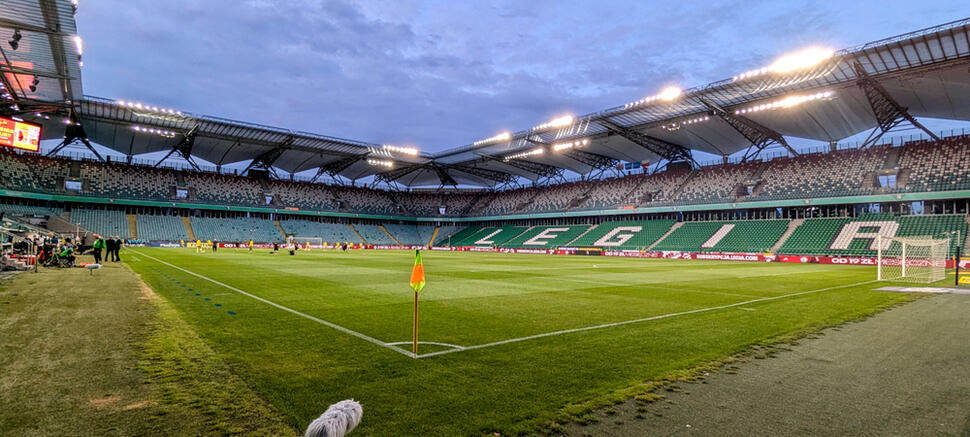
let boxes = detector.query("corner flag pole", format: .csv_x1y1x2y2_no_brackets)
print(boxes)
412,290,419,356
409,249,426,358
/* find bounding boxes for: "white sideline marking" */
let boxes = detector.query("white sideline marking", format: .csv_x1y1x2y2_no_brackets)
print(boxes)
416,280,879,358
130,249,414,358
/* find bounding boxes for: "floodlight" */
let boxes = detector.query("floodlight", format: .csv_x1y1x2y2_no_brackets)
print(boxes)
8,29,22,50
769,47,834,73
658,86,682,101
533,115,574,130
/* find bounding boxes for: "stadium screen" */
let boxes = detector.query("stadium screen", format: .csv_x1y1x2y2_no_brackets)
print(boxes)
0,116,42,152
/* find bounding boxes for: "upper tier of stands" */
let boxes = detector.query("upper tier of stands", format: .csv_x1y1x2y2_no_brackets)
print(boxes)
2,135,969,218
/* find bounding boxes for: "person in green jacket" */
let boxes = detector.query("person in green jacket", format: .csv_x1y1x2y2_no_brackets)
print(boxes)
92,234,105,264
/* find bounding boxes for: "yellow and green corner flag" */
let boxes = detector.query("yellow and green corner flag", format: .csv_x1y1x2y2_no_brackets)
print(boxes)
410,249,426,292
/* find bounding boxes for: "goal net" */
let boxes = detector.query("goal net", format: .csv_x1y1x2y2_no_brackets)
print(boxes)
877,235,949,283
288,236,323,247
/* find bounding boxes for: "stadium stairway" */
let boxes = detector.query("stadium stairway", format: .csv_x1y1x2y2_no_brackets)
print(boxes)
273,220,287,239
665,172,697,204
348,224,367,244
181,216,196,241
428,226,440,246
648,222,684,250
127,214,138,239
771,218,804,252
566,224,599,245
379,225,402,245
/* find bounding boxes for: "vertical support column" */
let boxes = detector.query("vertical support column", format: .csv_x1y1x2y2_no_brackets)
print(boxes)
901,241,907,278
877,235,883,281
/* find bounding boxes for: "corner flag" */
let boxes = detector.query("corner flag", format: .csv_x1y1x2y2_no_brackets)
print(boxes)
410,249,425,357
410,249,426,293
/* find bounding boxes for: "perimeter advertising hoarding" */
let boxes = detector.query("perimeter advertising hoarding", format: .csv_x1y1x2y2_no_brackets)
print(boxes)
0,116,41,152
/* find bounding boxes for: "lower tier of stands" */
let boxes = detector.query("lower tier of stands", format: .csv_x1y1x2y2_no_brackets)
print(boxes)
2,200,966,257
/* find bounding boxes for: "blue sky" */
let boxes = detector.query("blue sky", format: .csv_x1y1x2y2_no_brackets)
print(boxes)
75,0,967,156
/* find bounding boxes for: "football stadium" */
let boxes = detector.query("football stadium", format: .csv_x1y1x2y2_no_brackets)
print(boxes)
2,2,970,436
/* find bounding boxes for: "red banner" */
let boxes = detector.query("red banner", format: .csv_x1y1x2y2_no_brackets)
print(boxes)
778,255,955,268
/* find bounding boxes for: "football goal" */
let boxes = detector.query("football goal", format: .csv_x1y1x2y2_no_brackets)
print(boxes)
288,236,323,247
876,235,949,283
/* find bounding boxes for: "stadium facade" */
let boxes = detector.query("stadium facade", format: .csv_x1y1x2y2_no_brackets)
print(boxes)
1,3,969,262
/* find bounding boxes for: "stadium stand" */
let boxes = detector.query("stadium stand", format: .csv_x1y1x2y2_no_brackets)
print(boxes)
570,220,677,249
353,224,397,245
135,214,189,241
449,225,527,246
500,225,591,248
267,180,338,211
2,135,969,218
0,201,62,217
577,176,642,210
625,169,692,206
190,216,281,243
384,224,437,245
278,220,361,244
652,220,789,253
81,161,177,201
523,182,590,213
186,173,263,206
752,146,891,200
434,225,463,245
898,136,970,193
441,226,483,246
672,162,762,204
71,208,130,238
778,213,968,256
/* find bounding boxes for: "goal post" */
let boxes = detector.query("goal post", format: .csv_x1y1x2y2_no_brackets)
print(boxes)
288,236,323,247
877,235,949,283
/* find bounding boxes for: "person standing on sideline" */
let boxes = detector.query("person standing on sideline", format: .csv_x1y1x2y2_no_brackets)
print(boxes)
112,235,122,261
212,239,218,253
104,235,116,262
248,239,254,253
92,234,105,264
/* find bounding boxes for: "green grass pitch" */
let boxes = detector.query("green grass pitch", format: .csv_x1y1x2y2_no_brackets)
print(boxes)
125,247,909,435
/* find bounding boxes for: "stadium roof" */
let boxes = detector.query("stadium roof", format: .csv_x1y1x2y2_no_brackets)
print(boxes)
3,2,970,187
0,0,82,112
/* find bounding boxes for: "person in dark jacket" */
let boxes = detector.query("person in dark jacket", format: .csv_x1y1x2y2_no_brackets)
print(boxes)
112,236,122,261
104,237,116,262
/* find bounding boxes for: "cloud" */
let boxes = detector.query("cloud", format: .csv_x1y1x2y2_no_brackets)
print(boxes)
77,0,967,153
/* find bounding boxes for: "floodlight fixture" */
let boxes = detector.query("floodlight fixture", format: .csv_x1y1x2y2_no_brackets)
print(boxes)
474,132,511,146
734,91,834,115
734,46,835,81
533,115,574,131
8,29,22,50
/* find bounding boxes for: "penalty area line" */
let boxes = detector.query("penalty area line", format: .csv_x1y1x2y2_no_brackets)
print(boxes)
129,249,415,358
417,279,879,359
